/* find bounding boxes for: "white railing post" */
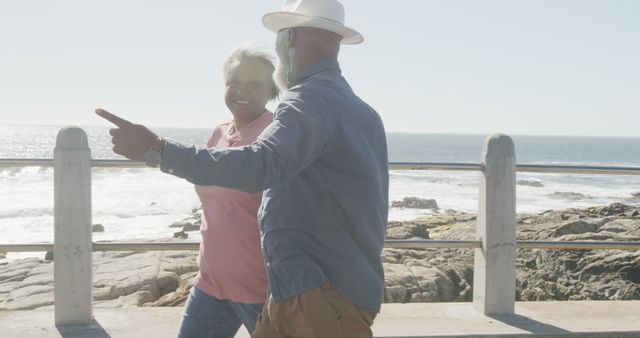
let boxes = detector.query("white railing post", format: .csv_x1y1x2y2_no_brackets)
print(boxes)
54,127,93,325
473,133,516,315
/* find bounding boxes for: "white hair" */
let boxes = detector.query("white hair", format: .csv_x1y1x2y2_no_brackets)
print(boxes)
222,43,279,101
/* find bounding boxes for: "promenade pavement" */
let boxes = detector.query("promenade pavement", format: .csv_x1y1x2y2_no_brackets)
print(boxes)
1,301,639,337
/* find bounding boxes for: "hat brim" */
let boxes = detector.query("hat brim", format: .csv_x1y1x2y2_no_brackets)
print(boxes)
262,11,363,45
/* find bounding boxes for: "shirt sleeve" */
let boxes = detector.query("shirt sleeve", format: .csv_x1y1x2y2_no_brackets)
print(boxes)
160,88,335,192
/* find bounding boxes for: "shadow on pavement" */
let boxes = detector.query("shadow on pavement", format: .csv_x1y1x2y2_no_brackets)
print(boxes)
489,313,573,335
56,319,112,338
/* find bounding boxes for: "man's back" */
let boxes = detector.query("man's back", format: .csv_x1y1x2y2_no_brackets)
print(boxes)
257,60,388,312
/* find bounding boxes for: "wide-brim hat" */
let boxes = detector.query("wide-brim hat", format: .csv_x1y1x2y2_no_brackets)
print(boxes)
262,0,364,45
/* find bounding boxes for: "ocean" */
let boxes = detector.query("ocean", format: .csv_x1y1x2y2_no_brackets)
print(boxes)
1,125,640,262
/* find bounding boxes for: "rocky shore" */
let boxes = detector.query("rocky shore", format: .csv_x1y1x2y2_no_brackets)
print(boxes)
1,202,639,310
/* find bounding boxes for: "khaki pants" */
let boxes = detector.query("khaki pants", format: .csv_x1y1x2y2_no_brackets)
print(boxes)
251,283,377,338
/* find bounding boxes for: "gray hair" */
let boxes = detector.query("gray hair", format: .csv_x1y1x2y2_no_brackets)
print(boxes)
222,44,280,101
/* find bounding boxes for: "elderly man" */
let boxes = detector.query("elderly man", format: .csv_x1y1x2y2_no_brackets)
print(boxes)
97,0,388,337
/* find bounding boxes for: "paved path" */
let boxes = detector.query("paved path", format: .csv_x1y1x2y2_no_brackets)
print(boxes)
1,301,639,337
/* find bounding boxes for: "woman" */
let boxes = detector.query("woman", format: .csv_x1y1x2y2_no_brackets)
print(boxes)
178,45,279,338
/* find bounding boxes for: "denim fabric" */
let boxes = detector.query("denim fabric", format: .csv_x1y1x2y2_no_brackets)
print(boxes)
177,286,264,338
162,60,388,311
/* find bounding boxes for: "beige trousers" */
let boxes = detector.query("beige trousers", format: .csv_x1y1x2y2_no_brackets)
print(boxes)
251,283,377,338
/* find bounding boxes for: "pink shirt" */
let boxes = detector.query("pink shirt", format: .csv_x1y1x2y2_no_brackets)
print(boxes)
193,111,273,304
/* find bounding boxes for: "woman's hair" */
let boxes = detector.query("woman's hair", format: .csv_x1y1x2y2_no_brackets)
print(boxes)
222,43,280,101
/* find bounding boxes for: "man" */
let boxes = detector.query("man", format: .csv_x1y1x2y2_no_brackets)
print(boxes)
97,0,388,337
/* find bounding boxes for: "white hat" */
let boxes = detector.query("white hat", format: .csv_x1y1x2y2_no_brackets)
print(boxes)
262,0,364,45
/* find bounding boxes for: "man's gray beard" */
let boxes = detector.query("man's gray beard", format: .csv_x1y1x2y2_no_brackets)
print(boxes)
274,59,289,93
274,37,292,92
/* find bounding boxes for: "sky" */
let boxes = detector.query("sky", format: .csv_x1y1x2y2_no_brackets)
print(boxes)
0,0,639,137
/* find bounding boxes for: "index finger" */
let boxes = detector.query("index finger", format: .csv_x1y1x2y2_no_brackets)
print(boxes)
95,108,132,128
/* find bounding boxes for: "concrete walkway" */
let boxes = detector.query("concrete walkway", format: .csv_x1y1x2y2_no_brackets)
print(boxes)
1,301,639,337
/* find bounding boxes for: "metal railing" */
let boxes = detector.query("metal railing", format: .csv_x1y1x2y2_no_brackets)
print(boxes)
2,160,639,254
1,129,639,324
5,159,640,175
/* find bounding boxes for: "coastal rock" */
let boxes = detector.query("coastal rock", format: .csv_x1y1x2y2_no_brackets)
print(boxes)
383,203,640,304
0,258,41,283
391,197,438,210
517,179,544,188
553,220,599,236
548,191,591,200
515,204,640,302
147,271,196,307
181,223,200,232
2,203,640,309
382,245,473,304
0,241,198,310
593,203,631,216
92,224,105,232
173,230,188,239
169,209,202,231
386,222,430,240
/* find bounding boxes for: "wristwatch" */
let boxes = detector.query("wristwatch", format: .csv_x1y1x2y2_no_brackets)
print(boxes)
144,136,165,168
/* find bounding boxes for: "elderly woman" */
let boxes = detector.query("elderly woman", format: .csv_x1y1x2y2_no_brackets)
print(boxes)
178,45,278,338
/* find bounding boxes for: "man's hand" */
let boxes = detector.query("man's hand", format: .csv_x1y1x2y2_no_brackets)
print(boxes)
95,108,158,161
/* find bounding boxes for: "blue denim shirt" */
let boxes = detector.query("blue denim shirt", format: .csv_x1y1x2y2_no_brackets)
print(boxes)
161,60,388,311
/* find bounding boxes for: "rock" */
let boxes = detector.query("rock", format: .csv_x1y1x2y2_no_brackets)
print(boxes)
386,222,430,240
92,224,105,232
173,230,188,239
517,179,544,188
598,203,631,216
148,271,196,307
44,251,53,261
181,223,200,232
598,219,640,236
553,220,598,236
384,285,408,303
391,197,438,210
381,247,473,304
1,248,198,310
548,191,591,200
409,266,457,302
3,202,640,309
169,221,186,228
632,192,640,198
0,258,42,283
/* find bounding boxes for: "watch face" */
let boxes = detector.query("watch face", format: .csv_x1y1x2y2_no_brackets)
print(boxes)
144,149,162,168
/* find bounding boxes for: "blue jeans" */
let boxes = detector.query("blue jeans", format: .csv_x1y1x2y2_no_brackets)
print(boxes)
177,286,264,338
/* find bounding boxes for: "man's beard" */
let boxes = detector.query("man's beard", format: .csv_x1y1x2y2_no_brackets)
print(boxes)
274,32,292,92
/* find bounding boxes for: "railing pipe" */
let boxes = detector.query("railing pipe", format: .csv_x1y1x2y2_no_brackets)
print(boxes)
516,240,640,250
3,158,640,175
4,240,640,253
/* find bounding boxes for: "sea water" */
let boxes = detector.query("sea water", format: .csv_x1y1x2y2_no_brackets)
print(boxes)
1,125,640,261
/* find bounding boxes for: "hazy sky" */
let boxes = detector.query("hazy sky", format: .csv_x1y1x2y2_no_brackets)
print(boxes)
1,0,639,136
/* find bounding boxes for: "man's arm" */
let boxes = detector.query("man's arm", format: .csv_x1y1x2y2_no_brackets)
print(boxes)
160,92,335,192
96,90,334,192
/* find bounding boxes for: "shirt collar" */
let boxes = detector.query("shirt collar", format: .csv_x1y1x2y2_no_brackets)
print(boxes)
291,60,341,86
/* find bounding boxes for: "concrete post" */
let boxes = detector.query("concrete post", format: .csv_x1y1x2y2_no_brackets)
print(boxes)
473,133,516,315
54,127,93,325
